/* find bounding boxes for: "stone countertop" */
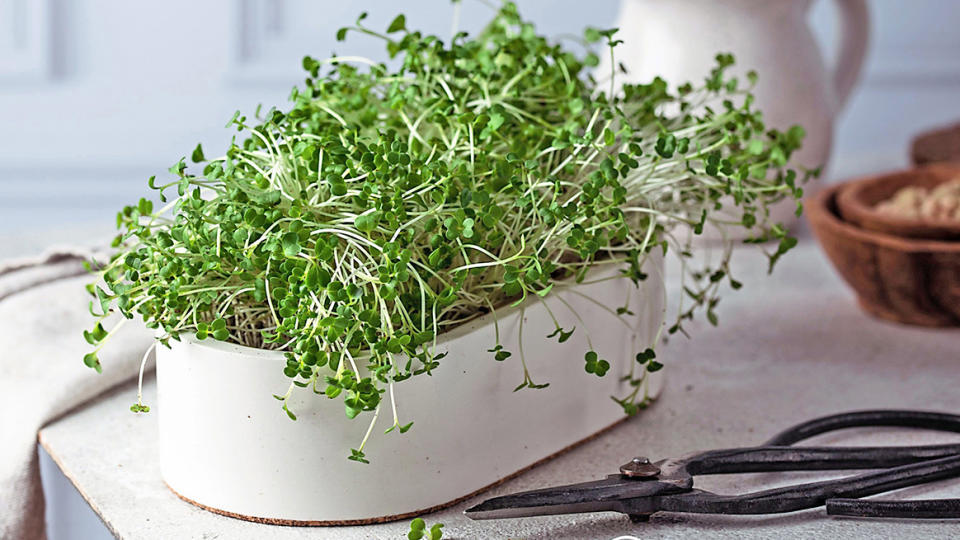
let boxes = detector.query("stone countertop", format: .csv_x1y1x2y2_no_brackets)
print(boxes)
38,240,960,539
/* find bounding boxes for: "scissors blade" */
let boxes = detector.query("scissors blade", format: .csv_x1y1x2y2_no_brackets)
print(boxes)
464,475,674,520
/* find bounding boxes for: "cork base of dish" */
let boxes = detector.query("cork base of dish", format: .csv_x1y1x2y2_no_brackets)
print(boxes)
164,413,635,526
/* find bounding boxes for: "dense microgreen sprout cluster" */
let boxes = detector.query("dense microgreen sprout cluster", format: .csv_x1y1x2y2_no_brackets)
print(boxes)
84,3,809,463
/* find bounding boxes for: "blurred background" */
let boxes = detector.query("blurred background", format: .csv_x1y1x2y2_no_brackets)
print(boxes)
1,0,959,260
1,1,958,538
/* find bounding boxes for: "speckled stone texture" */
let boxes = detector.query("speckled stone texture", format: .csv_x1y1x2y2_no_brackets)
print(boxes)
39,240,960,539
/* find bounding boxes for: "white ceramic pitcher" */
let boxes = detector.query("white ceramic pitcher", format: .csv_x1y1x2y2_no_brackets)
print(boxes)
611,0,869,175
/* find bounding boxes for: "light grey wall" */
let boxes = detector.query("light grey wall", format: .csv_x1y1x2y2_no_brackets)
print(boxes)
1,1,958,538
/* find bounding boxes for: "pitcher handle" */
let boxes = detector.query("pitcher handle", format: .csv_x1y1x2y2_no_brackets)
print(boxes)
830,0,870,111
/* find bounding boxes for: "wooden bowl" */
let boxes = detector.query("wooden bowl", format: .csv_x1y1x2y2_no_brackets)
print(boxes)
835,163,960,240
912,121,960,165
807,183,960,327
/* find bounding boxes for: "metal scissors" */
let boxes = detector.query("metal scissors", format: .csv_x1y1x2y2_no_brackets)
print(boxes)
465,410,960,522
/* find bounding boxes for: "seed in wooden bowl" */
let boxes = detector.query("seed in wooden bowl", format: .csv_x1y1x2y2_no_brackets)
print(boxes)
875,178,960,221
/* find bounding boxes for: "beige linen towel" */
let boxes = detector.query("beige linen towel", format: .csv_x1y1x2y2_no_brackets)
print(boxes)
0,249,152,540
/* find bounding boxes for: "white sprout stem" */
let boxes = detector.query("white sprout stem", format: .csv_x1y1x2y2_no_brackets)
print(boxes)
357,405,381,453
389,382,400,428
136,342,156,408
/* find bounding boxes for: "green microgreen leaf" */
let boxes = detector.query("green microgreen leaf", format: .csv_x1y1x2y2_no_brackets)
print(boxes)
408,517,442,540
191,143,205,163
387,14,406,33
83,352,102,373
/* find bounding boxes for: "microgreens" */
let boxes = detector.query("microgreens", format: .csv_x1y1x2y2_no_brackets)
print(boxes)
408,517,444,540
84,2,809,462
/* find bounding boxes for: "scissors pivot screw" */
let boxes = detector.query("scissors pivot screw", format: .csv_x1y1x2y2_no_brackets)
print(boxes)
620,456,661,479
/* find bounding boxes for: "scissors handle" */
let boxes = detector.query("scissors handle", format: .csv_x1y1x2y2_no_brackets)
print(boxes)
664,410,960,518
828,497,960,519
686,444,960,475
764,409,960,446
657,453,960,515
678,409,960,474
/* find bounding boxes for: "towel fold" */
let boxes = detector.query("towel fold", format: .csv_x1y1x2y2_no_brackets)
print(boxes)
0,249,152,540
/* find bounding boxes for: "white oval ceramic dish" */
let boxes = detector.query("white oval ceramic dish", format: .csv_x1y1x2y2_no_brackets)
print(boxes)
156,256,665,524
